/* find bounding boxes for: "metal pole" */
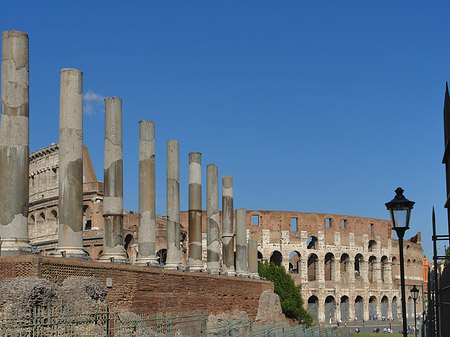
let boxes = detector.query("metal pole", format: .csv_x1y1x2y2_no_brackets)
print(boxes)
395,228,408,337
432,208,440,337
413,298,417,337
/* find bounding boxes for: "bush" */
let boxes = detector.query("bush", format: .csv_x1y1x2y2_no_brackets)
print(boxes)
258,261,313,326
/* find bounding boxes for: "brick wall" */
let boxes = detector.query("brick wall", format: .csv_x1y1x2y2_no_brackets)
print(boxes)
0,256,272,318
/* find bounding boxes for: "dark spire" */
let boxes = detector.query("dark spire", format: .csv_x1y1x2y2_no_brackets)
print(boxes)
444,82,450,144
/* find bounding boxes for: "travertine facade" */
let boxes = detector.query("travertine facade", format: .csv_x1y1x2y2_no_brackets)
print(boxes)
28,144,423,323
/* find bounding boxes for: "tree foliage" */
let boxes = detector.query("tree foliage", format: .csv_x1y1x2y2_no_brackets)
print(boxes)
258,261,313,326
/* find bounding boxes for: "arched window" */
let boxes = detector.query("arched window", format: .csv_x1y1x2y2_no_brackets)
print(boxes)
381,256,388,282
340,253,350,283
381,296,389,319
368,256,376,283
308,253,318,281
257,251,263,263
325,296,336,320
325,253,335,281
392,296,398,319
355,296,364,321
156,249,167,265
270,250,283,267
307,296,319,321
369,296,378,318
354,254,363,277
289,251,301,274
307,236,318,249
340,296,349,321
368,240,377,252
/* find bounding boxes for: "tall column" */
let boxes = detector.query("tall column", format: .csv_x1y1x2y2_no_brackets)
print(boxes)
188,152,202,271
0,30,31,255
165,140,181,269
101,97,126,262
221,175,234,275
236,208,248,275
206,164,220,273
135,121,158,266
56,68,84,258
248,239,258,277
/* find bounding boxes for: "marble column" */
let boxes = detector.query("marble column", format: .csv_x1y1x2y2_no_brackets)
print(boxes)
206,164,220,273
248,239,258,277
56,68,84,258
221,175,234,275
101,97,126,262
0,30,31,255
188,152,202,271
135,120,158,266
235,208,248,275
165,140,181,269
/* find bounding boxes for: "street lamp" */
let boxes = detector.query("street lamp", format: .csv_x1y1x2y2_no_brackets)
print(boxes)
410,285,419,337
385,187,415,337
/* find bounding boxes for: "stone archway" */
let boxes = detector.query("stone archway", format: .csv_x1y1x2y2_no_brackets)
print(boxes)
369,296,377,319
381,296,389,319
308,253,318,281
355,296,364,321
270,250,283,267
325,296,336,322
289,251,301,275
307,296,319,321
340,296,350,321
392,296,398,319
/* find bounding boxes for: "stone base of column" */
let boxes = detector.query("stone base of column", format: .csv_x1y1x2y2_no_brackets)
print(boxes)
135,256,158,266
207,263,220,274
98,247,127,263
221,267,235,276
55,246,85,259
0,238,31,256
164,261,182,270
188,257,203,272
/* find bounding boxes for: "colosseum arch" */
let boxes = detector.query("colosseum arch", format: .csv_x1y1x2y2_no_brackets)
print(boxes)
381,256,388,282
308,253,318,281
289,251,301,274
368,240,377,252
340,296,349,321
354,254,363,277
156,249,167,265
355,296,364,321
124,234,135,261
340,253,350,283
369,296,377,318
381,296,389,319
392,296,398,319
47,209,58,235
28,214,36,237
392,256,399,281
324,296,336,322
307,236,318,249
307,296,319,321
83,204,92,230
257,251,263,263
324,253,335,281
408,296,413,318
270,250,283,267
368,256,376,283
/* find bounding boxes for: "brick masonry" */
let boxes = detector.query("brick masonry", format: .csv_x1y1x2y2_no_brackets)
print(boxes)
0,256,273,318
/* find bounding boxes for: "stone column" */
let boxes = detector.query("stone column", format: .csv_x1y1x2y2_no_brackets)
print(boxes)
206,164,220,273
56,68,84,258
188,152,202,271
165,140,181,269
0,30,31,256
101,97,126,262
135,121,158,266
221,175,234,275
235,208,248,275
248,239,258,277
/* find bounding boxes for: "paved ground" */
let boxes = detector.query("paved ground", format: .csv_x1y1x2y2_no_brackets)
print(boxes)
330,318,421,334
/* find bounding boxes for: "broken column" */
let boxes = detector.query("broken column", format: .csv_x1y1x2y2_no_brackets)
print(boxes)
188,152,203,271
221,175,235,275
248,239,258,277
206,164,220,273
135,121,158,266
235,208,248,275
0,30,31,255
101,97,126,262
165,140,181,269
56,68,84,258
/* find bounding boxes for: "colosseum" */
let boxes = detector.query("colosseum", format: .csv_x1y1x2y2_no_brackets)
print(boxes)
28,143,424,323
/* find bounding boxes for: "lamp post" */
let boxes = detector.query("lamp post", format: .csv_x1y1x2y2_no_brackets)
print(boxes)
411,285,419,337
385,187,415,337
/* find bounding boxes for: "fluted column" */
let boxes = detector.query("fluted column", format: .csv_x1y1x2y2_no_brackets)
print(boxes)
236,208,248,275
56,68,84,258
165,140,181,269
136,121,158,266
188,152,202,271
0,30,31,255
221,175,234,275
101,97,126,262
248,239,258,277
206,164,220,273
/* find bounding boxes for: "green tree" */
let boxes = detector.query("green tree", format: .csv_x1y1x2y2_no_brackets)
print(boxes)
258,261,313,326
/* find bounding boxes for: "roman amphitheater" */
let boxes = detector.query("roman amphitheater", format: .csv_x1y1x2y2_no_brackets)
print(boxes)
28,143,424,323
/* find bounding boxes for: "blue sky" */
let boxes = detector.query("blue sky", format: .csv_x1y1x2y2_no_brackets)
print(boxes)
2,1,450,258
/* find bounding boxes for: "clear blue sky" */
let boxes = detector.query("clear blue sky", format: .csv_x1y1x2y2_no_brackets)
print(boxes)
2,1,450,259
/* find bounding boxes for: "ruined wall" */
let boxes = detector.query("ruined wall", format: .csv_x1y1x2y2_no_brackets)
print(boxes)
0,256,272,318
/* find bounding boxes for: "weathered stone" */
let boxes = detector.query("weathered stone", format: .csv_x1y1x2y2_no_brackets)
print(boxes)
188,152,202,271
254,290,287,326
235,208,248,275
221,175,235,275
206,164,220,273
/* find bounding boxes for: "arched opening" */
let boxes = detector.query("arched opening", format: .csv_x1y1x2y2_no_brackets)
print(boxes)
340,253,350,283
368,256,376,283
392,257,398,281
124,234,134,254
28,215,36,237
324,296,336,322
354,254,363,277
369,296,377,319
83,205,92,230
381,296,389,319
257,251,263,263
324,253,335,281
270,250,283,267
48,209,58,235
340,296,349,321
392,296,398,319
307,236,318,249
381,256,388,282
307,253,318,281
289,251,301,274
355,296,364,321
156,249,167,265
368,240,377,252
307,296,319,321
408,296,413,318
